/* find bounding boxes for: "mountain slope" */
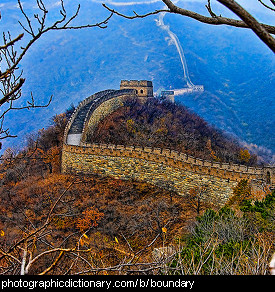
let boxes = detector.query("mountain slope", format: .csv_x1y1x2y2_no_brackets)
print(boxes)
1,0,274,156
88,97,257,165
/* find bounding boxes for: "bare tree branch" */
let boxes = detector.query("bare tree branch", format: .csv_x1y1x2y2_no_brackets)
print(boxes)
0,78,25,106
217,0,275,52
38,250,64,275
258,0,275,12
103,0,275,52
0,0,113,141
102,3,167,19
0,33,24,50
205,0,218,18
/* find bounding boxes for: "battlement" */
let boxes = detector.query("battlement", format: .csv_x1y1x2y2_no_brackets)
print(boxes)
62,84,274,205
62,143,275,205
63,143,274,181
120,80,153,98
120,80,153,87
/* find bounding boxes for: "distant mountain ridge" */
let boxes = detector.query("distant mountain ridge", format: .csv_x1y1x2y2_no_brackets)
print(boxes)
0,0,274,161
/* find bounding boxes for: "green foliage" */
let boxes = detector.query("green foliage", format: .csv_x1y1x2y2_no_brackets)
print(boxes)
241,190,275,215
175,208,243,273
240,190,275,232
171,191,275,274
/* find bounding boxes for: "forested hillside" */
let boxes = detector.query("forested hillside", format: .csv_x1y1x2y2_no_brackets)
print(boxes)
89,98,257,165
1,1,274,155
1,101,274,275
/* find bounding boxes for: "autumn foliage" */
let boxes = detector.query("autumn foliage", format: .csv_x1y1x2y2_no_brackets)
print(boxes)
0,101,272,275
89,98,257,165
76,207,104,233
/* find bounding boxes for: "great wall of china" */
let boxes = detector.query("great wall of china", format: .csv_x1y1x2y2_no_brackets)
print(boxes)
61,80,274,205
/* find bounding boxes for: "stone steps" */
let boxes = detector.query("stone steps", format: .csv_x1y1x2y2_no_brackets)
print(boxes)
68,102,94,134
67,89,134,136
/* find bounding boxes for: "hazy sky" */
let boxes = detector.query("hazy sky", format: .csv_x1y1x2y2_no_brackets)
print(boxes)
1,0,273,15
94,0,274,16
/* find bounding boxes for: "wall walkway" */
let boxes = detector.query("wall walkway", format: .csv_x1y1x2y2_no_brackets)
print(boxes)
62,89,274,204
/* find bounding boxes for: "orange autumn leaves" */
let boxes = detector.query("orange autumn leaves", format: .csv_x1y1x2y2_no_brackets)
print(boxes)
76,207,104,233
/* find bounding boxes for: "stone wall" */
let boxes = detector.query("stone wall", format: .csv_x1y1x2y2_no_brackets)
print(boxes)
62,85,274,205
63,89,115,145
63,144,270,179
81,94,130,144
61,143,274,204
61,144,238,205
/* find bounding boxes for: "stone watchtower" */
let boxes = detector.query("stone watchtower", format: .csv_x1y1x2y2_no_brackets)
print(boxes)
120,80,153,98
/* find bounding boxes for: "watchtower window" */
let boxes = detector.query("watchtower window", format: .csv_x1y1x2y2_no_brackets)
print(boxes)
140,89,144,94
266,171,271,184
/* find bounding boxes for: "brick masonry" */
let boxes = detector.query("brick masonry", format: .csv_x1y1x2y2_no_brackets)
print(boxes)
62,83,275,204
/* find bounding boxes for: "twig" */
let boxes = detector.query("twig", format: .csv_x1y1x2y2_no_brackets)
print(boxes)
39,251,64,275
205,0,219,18
217,0,275,53
0,78,25,106
102,3,167,19
0,34,24,50
102,0,275,35
258,0,275,12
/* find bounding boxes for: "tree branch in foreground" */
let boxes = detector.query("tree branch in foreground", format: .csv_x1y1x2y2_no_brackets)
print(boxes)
0,0,113,141
217,0,275,52
103,0,275,52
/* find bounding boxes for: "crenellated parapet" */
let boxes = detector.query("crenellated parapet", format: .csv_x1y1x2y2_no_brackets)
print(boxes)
61,81,274,204
62,143,273,185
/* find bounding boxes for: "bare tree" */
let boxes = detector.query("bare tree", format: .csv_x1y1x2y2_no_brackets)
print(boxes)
0,0,113,142
0,186,175,275
184,185,212,215
103,0,275,52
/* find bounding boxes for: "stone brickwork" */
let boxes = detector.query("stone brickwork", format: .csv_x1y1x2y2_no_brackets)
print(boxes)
81,93,130,144
62,144,237,205
62,81,275,205
120,80,153,98
61,144,274,204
